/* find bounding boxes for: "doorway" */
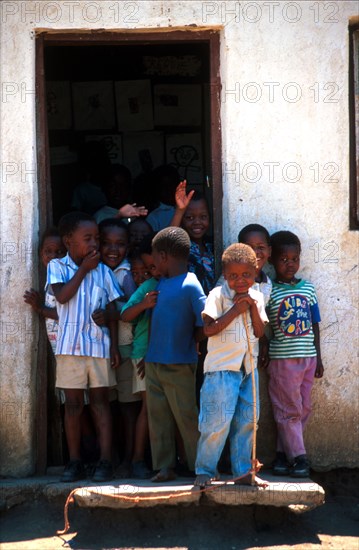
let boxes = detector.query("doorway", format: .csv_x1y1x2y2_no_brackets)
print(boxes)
36,29,222,470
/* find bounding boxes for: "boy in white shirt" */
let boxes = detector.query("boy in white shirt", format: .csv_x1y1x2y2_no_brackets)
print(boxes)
195,243,268,487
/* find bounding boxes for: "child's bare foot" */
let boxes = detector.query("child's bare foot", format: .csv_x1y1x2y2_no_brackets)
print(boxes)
194,474,214,488
234,474,268,487
151,468,176,482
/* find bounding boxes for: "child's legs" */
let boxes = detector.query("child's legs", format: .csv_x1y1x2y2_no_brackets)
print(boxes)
132,391,149,463
146,362,176,470
160,363,199,471
229,368,259,478
119,401,141,465
63,389,84,461
89,387,112,461
268,358,307,460
196,371,238,478
300,357,317,430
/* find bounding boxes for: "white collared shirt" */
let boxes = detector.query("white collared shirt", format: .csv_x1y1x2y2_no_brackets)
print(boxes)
46,254,122,358
203,282,268,375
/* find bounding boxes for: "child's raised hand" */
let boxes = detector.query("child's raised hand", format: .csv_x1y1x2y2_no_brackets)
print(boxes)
23,289,43,313
82,250,100,272
119,203,148,218
175,180,195,211
143,290,159,309
92,308,108,326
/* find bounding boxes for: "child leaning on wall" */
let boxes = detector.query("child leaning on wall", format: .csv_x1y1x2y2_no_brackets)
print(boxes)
265,230,324,478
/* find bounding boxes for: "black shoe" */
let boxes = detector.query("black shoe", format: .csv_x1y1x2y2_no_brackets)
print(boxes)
92,460,113,482
272,452,291,476
132,460,152,479
291,455,310,478
61,460,86,483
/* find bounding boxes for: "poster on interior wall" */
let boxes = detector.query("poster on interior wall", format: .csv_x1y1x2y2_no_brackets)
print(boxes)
122,132,164,179
85,135,123,164
115,80,153,131
166,133,203,185
72,81,115,130
154,84,202,126
47,81,72,129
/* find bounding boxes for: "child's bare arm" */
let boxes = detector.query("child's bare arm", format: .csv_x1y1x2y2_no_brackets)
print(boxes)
170,180,195,227
121,291,159,322
313,323,324,378
248,300,265,339
107,301,120,369
23,289,58,320
52,250,100,304
203,302,244,337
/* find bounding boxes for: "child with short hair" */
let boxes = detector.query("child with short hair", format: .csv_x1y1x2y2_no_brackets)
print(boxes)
171,181,215,295
266,231,324,478
195,243,268,487
92,218,141,478
24,228,66,352
47,212,121,482
128,218,153,253
145,227,207,482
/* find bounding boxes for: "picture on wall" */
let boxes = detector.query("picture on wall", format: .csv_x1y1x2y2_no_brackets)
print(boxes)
123,132,164,179
47,81,72,130
166,133,203,185
85,135,123,164
154,84,202,126
115,80,153,131
72,81,115,130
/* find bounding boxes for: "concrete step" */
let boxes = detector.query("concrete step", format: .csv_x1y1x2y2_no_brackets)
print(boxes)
0,472,325,513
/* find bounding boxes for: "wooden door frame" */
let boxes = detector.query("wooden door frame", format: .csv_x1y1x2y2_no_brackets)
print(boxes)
35,28,223,472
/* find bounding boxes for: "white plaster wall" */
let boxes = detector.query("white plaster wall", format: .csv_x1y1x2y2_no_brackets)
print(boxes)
0,1,358,475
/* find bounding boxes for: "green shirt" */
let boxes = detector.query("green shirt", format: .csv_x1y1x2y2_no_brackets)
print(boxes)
121,278,158,359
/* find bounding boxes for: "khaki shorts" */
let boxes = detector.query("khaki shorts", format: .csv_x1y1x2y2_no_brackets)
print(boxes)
56,355,116,389
116,357,141,403
132,358,146,395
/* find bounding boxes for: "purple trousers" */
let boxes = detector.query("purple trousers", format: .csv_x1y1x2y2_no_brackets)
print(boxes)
268,357,316,460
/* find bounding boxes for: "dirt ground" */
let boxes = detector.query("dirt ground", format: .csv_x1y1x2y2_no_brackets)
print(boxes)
1,470,358,550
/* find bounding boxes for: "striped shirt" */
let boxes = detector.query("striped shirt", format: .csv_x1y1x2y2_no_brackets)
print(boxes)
112,259,137,346
267,279,321,359
47,254,122,358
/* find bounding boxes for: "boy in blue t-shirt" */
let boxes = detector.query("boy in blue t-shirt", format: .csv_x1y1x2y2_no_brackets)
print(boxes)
145,227,206,482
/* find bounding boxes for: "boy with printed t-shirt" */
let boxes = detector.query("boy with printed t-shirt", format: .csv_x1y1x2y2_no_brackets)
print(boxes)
266,231,324,478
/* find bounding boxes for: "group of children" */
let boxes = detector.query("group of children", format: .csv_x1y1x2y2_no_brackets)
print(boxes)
24,179,324,485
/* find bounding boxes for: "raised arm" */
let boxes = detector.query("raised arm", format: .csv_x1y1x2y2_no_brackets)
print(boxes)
52,251,100,304
170,180,195,227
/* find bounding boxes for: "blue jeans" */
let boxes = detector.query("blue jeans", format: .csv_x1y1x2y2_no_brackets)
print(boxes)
195,369,259,478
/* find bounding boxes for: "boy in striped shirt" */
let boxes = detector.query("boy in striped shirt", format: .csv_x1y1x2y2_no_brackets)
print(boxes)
266,231,324,478
47,212,122,482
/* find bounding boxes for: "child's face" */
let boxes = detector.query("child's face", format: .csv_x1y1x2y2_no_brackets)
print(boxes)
223,261,256,295
64,221,99,264
182,199,210,243
242,231,271,274
271,245,300,283
40,236,66,267
100,226,128,269
141,252,162,280
129,220,152,247
131,258,150,286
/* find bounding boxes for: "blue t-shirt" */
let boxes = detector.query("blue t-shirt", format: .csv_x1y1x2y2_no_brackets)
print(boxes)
145,272,206,364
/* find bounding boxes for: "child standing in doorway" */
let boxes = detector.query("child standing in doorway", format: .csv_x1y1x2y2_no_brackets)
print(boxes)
195,243,268,487
47,212,121,482
265,231,324,477
145,227,207,482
